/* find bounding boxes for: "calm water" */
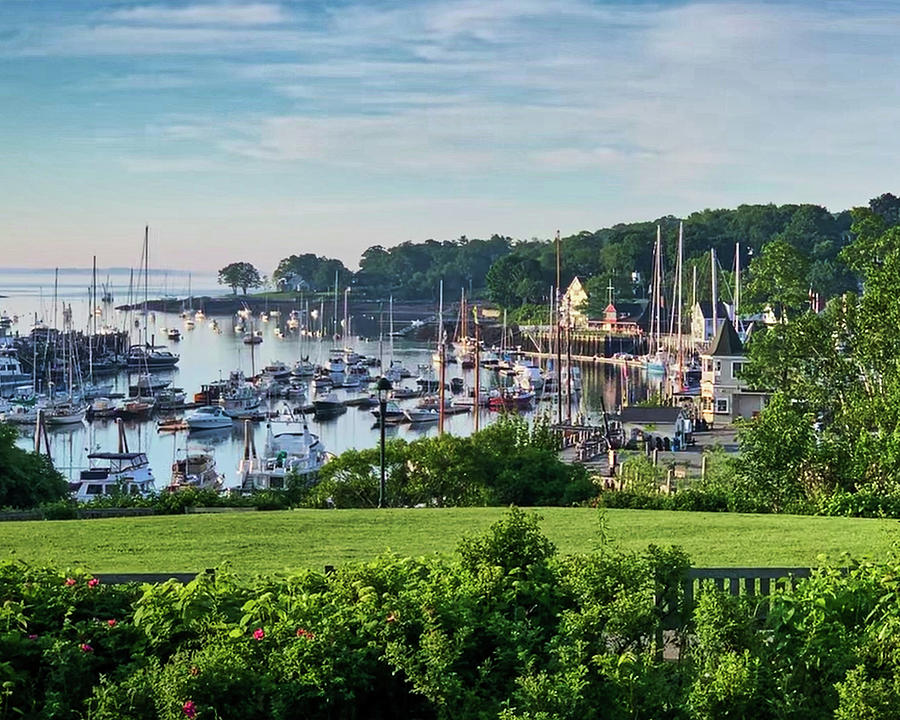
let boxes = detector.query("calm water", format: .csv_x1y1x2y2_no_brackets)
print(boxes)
0,269,661,488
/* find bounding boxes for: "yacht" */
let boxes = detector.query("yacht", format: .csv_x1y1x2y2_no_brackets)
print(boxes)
0,352,30,393
185,405,234,430
237,417,327,491
167,327,181,341
262,361,292,381
219,385,261,418
126,345,179,370
70,451,155,501
168,451,224,492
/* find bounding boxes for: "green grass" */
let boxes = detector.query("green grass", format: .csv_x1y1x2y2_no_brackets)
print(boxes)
1,508,897,574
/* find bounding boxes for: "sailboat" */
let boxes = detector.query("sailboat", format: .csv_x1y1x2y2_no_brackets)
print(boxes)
643,225,667,374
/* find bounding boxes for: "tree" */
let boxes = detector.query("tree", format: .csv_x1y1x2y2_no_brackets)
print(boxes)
0,424,68,508
743,238,810,320
218,262,262,295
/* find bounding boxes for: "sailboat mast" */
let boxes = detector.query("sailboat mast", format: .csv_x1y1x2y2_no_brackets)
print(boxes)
734,242,741,331
143,225,149,347
389,295,394,367
555,230,562,425
332,271,338,340
676,223,684,386
438,279,445,434
710,248,718,342
90,256,97,384
655,225,662,351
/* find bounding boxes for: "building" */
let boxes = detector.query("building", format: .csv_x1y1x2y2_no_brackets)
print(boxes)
589,301,644,335
691,301,733,344
561,277,589,329
700,320,768,424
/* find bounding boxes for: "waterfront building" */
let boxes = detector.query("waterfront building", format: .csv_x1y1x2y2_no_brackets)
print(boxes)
700,321,768,424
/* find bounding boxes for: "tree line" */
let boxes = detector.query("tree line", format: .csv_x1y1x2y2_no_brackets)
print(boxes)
217,194,900,317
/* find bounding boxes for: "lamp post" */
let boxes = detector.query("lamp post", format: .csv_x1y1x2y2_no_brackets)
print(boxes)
376,376,393,508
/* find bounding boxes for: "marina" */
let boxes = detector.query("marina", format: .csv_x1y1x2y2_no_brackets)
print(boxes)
0,269,666,491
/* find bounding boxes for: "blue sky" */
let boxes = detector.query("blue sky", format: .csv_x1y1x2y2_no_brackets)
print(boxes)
1,1,898,272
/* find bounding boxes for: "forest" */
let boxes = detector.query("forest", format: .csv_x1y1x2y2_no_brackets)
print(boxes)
267,194,900,314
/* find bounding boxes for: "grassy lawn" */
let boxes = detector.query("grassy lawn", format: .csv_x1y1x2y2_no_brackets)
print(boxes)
2,508,897,575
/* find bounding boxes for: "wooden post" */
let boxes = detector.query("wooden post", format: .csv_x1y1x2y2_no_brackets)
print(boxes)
701,454,707,481
652,448,659,466
666,469,673,494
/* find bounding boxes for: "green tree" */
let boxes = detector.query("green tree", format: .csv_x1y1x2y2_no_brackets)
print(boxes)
0,423,68,508
743,238,810,320
217,262,262,295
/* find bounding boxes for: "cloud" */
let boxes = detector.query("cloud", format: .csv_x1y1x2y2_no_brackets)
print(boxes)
107,3,288,26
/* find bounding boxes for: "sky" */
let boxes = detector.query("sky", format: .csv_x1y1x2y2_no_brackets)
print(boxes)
1,0,899,273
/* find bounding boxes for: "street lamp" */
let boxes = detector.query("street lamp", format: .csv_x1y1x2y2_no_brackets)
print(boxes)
376,376,393,508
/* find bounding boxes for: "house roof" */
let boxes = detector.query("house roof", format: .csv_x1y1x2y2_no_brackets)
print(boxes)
694,301,731,320
707,320,744,356
618,406,682,425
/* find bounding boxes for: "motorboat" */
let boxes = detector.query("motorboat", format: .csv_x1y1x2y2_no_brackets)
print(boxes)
262,361,292,381
126,345,179,370
404,408,439,424
168,451,224,492
167,327,181,341
156,387,187,410
291,358,316,378
313,392,345,416
327,350,346,375
450,377,465,393
70,451,155,501
88,397,118,419
243,332,263,345
392,386,419,399
185,405,234,430
371,400,404,422
488,387,535,411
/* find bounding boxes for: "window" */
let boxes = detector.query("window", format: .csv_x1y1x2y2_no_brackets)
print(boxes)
732,362,744,379
716,398,729,414
86,484,103,495
714,360,722,374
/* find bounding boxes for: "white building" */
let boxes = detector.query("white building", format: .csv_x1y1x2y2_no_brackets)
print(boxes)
700,321,768,424
691,301,733,345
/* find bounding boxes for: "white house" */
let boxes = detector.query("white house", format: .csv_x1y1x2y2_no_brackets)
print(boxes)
561,277,589,329
700,321,768,424
691,301,733,344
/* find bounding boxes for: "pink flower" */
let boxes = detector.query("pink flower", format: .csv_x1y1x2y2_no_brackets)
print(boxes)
107,619,117,627
252,628,265,641
296,627,314,639
27,634,38,640
80,643,93,653
182,700,197,718
87,578,99,588
65,578,76,586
